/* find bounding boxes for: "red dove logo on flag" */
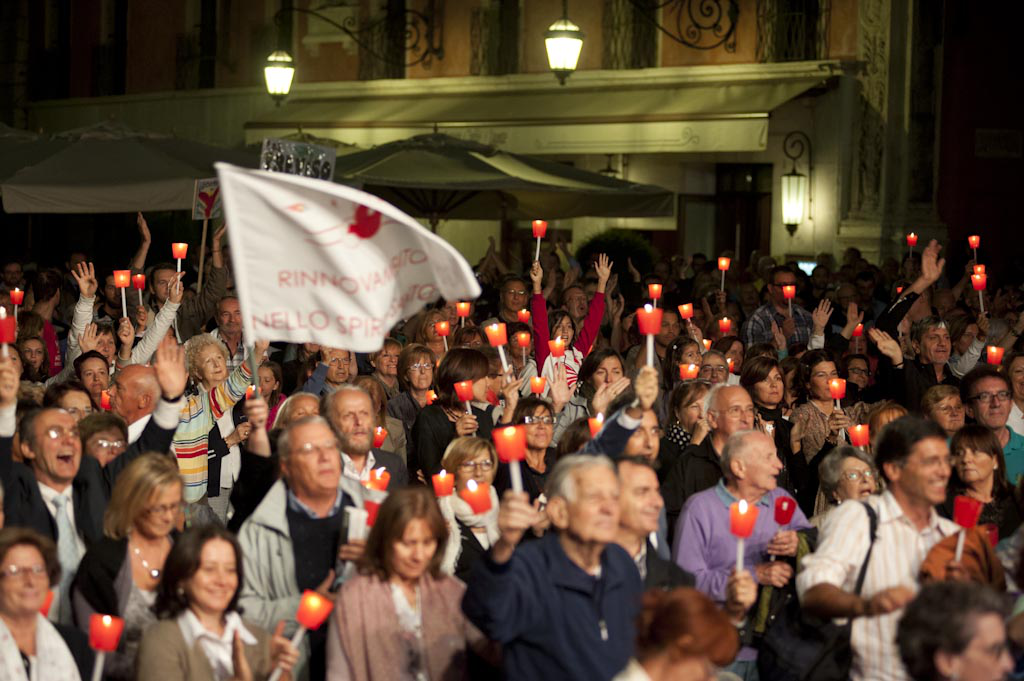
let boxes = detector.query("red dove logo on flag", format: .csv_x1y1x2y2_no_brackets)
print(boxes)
349,204,382,239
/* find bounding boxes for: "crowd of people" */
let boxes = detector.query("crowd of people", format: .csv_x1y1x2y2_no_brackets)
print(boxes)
1,221,1023,681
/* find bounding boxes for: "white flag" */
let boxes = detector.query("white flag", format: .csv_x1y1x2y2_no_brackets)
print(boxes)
215,163,481,352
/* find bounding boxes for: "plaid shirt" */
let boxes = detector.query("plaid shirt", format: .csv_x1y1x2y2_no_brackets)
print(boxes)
741,302,814,348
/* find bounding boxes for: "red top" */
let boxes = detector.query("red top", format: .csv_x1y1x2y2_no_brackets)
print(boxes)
531,291,606,373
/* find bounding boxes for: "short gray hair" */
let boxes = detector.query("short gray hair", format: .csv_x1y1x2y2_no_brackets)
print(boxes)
818,446,876,504
719,429,766,480
320,383,373,419
277,414,334,462
545,454,616,504
703,382,728,417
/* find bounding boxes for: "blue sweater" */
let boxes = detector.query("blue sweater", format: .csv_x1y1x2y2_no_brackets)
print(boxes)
462,532,642,681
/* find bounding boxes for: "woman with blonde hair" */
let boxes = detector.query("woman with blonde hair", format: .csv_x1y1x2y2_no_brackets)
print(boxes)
72,454,183,680
327,487,490,680
437,437,501,580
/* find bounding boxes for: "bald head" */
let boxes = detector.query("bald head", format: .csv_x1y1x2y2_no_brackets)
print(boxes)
705,385,755,443
111,364,160,424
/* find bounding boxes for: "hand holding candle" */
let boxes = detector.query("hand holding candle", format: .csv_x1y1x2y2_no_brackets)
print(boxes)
729,500,759,572
493,425,527,493
637,305,663,368
952,495,984,562
267,591,334,681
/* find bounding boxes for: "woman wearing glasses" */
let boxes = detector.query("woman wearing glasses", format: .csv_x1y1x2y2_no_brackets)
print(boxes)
78,412,128,468
493,397,558,503
387,343,438,454
922,385,966,439
436,437,502,580
938,425,1022,541
0,528,89,681
811,446,878,527
71,454,182,680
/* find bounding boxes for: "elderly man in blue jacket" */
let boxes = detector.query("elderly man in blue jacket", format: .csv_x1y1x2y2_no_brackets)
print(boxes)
462,454,643,681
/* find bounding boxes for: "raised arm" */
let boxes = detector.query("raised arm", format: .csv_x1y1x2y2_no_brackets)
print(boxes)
128,212,152,271
125,273,183,367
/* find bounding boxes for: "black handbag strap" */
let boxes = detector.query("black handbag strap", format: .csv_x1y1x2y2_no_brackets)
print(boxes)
852,502,879,596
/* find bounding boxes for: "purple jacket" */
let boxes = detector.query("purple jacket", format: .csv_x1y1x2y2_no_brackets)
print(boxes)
673,480,812,603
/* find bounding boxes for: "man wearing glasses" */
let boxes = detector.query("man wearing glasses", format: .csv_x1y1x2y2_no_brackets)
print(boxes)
741,266,814,348
961,365,1024,485
0,337,186,624
482,273,530,326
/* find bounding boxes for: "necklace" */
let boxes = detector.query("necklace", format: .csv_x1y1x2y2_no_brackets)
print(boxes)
131,542,163,580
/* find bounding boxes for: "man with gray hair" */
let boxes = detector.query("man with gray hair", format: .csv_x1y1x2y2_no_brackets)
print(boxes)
238,412,370,681
462,455,642,681
661,383,756,535
674,429,812,678
321,385,407,487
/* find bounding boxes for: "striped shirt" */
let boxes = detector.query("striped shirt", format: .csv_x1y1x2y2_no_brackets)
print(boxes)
796,491,958,681
173,361,253,503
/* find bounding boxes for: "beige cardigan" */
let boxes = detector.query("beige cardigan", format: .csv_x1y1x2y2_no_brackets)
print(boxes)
135,617,274,681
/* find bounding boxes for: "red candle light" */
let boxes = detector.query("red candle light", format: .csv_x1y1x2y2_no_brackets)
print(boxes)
986,346,1005,365
515,331,531,348
972,274,987,291
363,467,390,491
454,380,475,403
459,479,492,514
852,323,864,337
0,308,14,346
485,323,508,347
702,339,712,351
89,614,125,652
679,363,700,380
245,385,256,400
677,303,693,320
718,257,731,271
531,219,548,239
456,302,471,317
648,283,663,301
637,305,663,335
296,589,335,630
432,469,455,497
435,321,450,337
9,288,23,306
906,233,918,247
973,264,986,275
782,285,796,300
968,235,980,250
530,376,547,394
730,500,758,538
953,495,983,530
848,424,870,448
517,309,530,323
171,242,188,260
588,414,604,437
896,286,904,294
364,499,381,526
493,425,527,463
113,270,131,288
727,358,735,374
718,317,732,336
373,426,388,448
774,497,796,525
829,378,846,401
100,389,111,410
425,389,437,405
548,337,566,358
132,274,146,290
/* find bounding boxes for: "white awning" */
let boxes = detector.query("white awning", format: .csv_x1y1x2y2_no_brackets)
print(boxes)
245,61,839,155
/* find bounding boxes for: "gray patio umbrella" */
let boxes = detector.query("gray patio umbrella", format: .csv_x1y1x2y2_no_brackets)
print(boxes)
1,122,257,213
330,133,674,229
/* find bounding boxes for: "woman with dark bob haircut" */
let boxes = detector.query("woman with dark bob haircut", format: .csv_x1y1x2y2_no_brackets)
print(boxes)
897,581,1011,681
938,424,1022,541
409,347,494,478
326,487,492,680
137,525,298,681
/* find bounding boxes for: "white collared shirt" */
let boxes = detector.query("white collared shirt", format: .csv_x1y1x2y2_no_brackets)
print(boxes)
38,483,86,557
177,609,257,681
341,450,377,484
127,413,151,444
797,491,958,681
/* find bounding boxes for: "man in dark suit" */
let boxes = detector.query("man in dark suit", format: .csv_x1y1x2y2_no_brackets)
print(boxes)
614,457,694,590
0,336,187,623
322,385,407,487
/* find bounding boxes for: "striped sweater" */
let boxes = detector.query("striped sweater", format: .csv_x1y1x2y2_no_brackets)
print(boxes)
173,359,253,503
